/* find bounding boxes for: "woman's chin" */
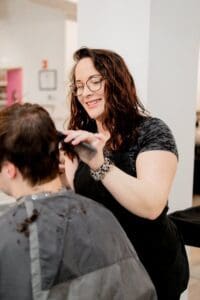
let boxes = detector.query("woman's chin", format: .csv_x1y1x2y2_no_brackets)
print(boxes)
87,111,102,121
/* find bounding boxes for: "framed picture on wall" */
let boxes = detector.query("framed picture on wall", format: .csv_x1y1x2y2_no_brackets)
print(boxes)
39,69,57,90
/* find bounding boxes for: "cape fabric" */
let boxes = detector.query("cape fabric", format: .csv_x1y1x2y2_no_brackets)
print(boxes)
0,188,157,300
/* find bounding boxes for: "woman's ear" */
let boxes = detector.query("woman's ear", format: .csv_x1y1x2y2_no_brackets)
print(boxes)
2,161,17,179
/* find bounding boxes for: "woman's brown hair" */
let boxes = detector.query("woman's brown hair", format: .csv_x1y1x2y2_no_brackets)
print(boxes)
68,47,148,150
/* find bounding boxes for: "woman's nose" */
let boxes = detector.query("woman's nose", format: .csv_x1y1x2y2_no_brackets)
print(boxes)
81,84,92,97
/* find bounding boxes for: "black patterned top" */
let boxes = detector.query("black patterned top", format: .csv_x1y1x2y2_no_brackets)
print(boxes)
74,117,189,300
136,117,178,156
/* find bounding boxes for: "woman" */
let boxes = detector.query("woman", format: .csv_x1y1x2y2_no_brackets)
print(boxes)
63,47,189,300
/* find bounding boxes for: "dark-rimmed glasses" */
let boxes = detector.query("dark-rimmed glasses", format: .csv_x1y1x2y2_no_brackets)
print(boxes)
70,75,104,97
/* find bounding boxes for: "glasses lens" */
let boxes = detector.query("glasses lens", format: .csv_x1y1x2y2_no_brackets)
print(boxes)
70,84,83,96
87,76,102,92
71,76,104,97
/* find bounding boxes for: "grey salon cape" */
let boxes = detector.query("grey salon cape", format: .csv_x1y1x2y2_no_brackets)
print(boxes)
0,188,157,300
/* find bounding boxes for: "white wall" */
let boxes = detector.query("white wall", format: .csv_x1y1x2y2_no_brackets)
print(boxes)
197,49,200,111
147,0,200,212
65,20,78,79
78,0,151,105
0,0,67,130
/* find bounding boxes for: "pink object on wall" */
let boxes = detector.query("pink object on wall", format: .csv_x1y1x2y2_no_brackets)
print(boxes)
7,68,23,105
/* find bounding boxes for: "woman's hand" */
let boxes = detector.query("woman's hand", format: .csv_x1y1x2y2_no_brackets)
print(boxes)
59,150,78,190
64,130,106,170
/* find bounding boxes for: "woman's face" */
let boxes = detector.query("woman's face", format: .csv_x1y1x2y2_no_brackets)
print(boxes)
74,57,106,121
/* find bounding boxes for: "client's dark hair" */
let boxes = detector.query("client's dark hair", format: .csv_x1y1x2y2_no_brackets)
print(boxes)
0,103,59,186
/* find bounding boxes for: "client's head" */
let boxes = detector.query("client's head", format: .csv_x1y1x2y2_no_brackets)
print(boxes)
0,103,60,196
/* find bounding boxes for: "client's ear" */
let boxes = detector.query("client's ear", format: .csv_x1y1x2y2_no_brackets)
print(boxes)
2,161,17,179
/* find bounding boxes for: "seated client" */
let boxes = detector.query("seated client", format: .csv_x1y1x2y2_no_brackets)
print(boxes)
0,103,156,300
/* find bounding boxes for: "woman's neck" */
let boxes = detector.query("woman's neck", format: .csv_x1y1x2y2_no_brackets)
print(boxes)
96,120,110,139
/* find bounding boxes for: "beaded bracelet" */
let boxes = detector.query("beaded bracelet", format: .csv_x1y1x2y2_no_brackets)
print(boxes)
90,157,113,181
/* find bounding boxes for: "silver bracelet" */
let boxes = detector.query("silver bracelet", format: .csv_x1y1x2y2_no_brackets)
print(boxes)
90,157,113,181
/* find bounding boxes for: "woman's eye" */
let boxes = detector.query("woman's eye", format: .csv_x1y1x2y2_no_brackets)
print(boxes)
91,80,101,84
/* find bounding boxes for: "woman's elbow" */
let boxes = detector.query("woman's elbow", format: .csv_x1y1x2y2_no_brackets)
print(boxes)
144,199,167,220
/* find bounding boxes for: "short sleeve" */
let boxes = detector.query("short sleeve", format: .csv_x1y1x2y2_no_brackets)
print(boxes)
138,117,178,158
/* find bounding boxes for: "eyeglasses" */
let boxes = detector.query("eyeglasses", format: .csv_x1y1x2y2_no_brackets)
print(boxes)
70,75,104,97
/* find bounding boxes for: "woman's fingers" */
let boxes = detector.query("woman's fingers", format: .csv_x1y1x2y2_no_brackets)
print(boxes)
64,154,79,190
63,130,106,169
59,150,66,174
65,130,99,146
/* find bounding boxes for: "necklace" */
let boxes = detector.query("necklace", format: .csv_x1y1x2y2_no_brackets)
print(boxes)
16,186,67,204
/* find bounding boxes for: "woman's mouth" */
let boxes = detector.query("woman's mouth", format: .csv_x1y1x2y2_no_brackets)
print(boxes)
86,99,101,108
